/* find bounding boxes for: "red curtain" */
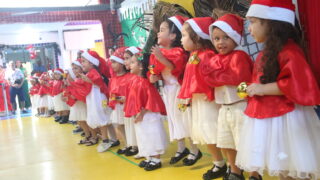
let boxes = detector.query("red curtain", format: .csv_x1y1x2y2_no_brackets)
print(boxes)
297,0,320,85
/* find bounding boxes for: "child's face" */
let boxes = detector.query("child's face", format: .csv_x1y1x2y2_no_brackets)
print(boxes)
248,17,268,43
130,56,142,75
123,52,132,70
30,80,36,85
111,60,124,73
157,21,175,47
54,72,62,80
81,58,93,72
181,23,197,51
211,27,237,55
72,64,83,77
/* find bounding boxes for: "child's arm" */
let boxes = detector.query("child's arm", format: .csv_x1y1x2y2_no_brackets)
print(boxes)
134,108,147,123
247,82,283,97
151,45,174,70
79,73,92,84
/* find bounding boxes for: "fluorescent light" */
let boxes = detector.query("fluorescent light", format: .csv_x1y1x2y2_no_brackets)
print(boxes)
0,0,99,8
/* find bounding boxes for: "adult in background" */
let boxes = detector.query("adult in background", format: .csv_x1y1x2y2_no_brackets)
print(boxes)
31,59,46,75
5,61,26,114
16,60,31,110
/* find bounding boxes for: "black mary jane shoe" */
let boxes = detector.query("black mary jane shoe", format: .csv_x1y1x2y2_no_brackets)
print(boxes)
125,147,139,156
249,175,263,180
227,172,245,180
117,147,129,154
144,161,162,171
169,148,190,164
203,164,227,180
110,140,120,147
138,160,149,168
183,150,203,166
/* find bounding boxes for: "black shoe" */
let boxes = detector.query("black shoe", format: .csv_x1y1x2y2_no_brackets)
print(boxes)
81,132,85,137
72,127,83,134
203,164,228,180
223,166,231,180
170,148,190,164
139,160,149,168
22,110,28,114
144,161,162,171
249,175,262,180
59,116,69,124
228,172,245,180
117,147,129,154
183,151,202,166
110,140,120,147
125,147,139,156
54,116,62,122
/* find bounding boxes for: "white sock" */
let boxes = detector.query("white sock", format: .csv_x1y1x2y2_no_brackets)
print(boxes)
151,157,161,163
107,125,117,141
177,139,186,153
212,160,226,172
188,138,199,155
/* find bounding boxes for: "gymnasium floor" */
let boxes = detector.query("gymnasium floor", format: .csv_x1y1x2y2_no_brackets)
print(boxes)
0,113,278,180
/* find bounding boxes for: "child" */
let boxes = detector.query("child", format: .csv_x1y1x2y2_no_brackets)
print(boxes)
38,72,51,117
121,46,141,157
65,60,92,144
236,0,320,180
124,53,167,171
149,15,202,166
202,14,253,180
52,68,70,124
108,47,132,154
29,73,41,115
178,17,226,179
47,70,55,116
80,50,119,152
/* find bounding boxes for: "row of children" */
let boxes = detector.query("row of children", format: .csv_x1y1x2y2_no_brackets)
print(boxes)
29,0,320,179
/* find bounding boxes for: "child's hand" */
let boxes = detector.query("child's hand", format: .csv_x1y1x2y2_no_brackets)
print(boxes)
151,45,164,59
247,83,265,96
80,73,91,83
149,74,161,83
134,114,143,123
116,96,125,103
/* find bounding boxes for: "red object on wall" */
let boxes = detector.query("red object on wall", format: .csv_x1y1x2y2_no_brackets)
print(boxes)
26,45,37,59
297,0,320,85
0,8,124,52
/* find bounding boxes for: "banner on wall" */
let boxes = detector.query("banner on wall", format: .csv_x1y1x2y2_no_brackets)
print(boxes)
119,0,156,48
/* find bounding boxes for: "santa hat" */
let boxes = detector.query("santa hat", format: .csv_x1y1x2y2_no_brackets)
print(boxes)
209,14,244,45
125,46,142,55
246,0,296,25
72,59,82,67
81,50,100,66
54,68,64,74
185,17,215,40
39,72,49,81
168,15,189,32
110,47,127,64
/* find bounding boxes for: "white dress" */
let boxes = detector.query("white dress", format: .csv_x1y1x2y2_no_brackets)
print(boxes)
53,93,70,111
134,112,168,157
86,85,111,129
236,105,320,179
124,117,137,146
191,93,220,145
162,68,191,141
38,95,49,108
30,94,40,110
111,103,124,124
69,101,87,121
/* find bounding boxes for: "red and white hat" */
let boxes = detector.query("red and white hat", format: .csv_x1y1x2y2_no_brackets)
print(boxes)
110,47,127,64
54,68,64,74
72,59,82,67
168,15,189,32
185,17,215,40
209,14,244,45
246,0,296,25
81,50,100,66
125,46,142,55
